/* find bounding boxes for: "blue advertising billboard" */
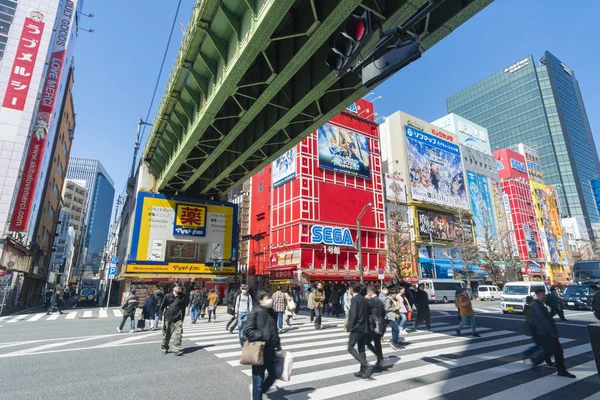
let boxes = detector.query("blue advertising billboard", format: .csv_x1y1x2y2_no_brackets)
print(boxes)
317,123,370,178
406,126,468,210
272,147,296,188
467,171,496,248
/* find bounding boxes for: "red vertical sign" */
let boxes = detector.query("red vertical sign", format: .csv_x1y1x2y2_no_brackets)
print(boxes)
2,14,45,111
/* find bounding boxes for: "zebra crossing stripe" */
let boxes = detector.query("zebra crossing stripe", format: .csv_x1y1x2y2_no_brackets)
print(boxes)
82,311,92,318
112,309,122,317
375,344,591,400
99,309,108,318
27,313,46,322
46,313,60,321
66,312,77,320
479,360,598,400
6,315,28,323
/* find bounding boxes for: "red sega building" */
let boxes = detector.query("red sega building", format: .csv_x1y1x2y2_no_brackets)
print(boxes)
493,148,544,277
248,99,387,290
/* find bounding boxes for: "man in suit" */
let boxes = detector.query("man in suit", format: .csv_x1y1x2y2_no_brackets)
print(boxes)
347,283,373,379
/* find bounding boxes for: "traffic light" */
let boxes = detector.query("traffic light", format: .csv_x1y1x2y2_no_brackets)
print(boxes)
326,11,373,75
361,38,421,88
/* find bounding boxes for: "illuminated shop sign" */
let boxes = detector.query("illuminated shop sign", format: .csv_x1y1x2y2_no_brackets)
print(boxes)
310,225,353,246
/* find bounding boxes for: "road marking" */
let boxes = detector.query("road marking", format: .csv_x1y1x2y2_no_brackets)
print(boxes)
82,311,92,318
479,360,598,400
0,339,163,358
475,314,592,327
112,309,122,317
582,393,600,400
66,312,77,320
46,313,60,321
91,332,161,348
438,311,450,315
27,313,45,322
0,335,115,358
6,315,28,323
99,309,108,318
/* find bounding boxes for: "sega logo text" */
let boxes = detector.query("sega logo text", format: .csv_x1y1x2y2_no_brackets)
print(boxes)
311,225,353,246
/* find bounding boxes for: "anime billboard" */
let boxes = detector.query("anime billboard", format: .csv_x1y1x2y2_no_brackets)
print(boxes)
467,171,496,249
416,210,472,241
405,126,468,210
272,147,296,187
317,123,370,178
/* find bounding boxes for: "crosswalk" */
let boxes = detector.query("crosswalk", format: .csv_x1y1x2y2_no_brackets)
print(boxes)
0,308,124,323
181,315,597,399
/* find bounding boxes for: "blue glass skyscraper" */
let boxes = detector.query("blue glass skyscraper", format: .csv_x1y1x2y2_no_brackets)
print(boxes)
447,51,600,234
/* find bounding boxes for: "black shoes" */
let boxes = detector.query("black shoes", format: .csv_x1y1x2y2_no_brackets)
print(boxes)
557,371,576,378
455,329,461,336
472,333,481,337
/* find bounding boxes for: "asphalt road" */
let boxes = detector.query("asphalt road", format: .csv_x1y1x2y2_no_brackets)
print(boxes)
0,302,598,400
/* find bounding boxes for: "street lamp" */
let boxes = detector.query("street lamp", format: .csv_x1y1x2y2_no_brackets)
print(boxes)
79,27,94,33
357,203,373,285
78,12,95,18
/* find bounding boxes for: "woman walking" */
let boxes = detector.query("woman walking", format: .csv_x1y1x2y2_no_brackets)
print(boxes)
383,287,401,349
284,288,296,328
207,288,219,322
396,287,411,335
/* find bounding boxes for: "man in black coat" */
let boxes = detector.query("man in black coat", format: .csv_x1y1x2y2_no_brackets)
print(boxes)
347,283,373,379
365,286,385,371
530,288,575,378
329,286,342,317
413,283,431,331
159,285,188,356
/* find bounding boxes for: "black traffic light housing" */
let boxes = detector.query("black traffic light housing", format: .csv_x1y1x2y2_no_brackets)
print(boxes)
326,11,374,76
361,38,421,88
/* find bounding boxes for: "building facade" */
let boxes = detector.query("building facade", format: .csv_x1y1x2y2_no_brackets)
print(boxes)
248,99,387,290
447,51,600,235
66,158,114,275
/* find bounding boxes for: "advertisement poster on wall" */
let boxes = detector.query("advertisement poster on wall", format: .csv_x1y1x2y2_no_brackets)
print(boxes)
317,123,370,178
417,245,488,279
520,144,544,183
416,209,472,241
467,171,496,248
272,147,296,187
384,173,407,203
536,189,560,263
522,223,538,260
405,126,468,210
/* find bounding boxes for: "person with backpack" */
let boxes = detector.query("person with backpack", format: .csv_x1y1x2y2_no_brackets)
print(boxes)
235,284,253,345
118,289,139,333
365,286,385,371
159,284,188,356
189,287,202,324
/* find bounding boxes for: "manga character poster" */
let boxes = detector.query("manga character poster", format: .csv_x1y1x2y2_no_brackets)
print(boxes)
272,147,296,187
467,171,496,249
317,123,370,178
405,126,468,210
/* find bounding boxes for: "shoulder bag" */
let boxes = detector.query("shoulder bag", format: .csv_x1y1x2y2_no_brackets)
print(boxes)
240,340,265,365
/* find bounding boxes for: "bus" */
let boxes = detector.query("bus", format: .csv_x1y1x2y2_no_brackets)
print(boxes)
572,260,600,282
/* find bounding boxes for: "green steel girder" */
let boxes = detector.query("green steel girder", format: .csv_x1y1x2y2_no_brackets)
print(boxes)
144,0,494,197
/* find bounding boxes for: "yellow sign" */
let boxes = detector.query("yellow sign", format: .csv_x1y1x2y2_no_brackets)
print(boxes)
126,263,236,275
175,204,206,233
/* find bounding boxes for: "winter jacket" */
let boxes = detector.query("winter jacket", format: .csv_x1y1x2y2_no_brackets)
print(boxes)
312,289,326,308
368,296,386,335
190,290,202,307
347,294,369,334
160,292,188,323
154,290,164,312
207,292,219,307
242,305,281,350
456,294,474,317
235,293,253,314
414,290,430,320
142,295,157,320
329,289,341,305
272,291,287,313
307,292,315,310
383,296,398,321
523,304,536,337
121,294,139,316
532,299,557,337
396,293,410,314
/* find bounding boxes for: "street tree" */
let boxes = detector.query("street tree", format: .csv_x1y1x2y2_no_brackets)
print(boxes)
384,202,414,281
499,232,522,282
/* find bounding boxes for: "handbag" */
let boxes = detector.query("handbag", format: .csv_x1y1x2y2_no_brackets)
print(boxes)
407,311,413,322
137,318,146,329
240,341,265,365
208,305,215,311
276,350,294,382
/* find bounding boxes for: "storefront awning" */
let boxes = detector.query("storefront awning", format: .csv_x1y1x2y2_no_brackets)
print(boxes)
120,274,235,282
302,269,391,282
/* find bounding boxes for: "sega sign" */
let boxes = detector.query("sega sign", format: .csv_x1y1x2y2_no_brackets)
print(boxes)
510,158,527,174
311,225,353,246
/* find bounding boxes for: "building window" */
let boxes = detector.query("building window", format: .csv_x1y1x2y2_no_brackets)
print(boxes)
43,228,50,243
259,182,263,192
63,143,67,156
53,183,59,198
49,206,55,219
58,163,63,177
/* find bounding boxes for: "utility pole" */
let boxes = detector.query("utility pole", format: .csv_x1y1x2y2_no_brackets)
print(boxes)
357,203,373,285
130,118,152,179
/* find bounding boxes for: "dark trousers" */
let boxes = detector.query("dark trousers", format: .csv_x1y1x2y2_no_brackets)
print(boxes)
550,307,566,321
226,315,237,332
332,303,341,317
310,308,315,322
523,334,552,365
348,331,368,369
414,315,431,330
251,349,277,400
366,333,384,362
533,335,566,372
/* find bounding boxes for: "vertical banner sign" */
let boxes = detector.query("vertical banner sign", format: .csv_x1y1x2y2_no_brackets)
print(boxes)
9,2,76,231
2,10,46,110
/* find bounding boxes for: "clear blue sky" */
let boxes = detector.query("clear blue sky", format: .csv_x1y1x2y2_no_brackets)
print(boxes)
71,0,600,203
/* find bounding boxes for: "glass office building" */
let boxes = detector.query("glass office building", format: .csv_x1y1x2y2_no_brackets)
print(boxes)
447,51,600,234
66,158,115,274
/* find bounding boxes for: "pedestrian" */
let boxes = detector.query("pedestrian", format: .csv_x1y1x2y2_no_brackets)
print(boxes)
330,285,342,317
284,288,296,328
547,286,567,321
117,289,139,333
313,283,326,330
189,287,202,324
396,287,411,335
591,285,600,321
522,296,555,366
207,288,219,322
382,288,400,349
455,288,480,337
48,289,63,315
343,284,352,331
365,286,385,371
235,284,253,345
413,283,431,331
242,290,281,400
455,287,463,320
292,285,301,314
347,283,373,379
226,285,240,332
44,287,53,311
199,288,208,319
153,289,164,330
142,292,157,331
271,286,287,333
530,288,575,378
159,284,187,356
307,288,315,323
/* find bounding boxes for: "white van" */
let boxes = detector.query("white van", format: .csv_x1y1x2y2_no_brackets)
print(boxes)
419,279,466,303
501,281,548,313
478,285,501,301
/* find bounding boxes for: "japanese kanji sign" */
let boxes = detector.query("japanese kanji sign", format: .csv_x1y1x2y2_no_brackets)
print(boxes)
2,11,45,111
173,204,207,237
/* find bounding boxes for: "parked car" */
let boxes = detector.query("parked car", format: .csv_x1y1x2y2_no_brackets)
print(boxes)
501,281,547,314
478,285,501,301
562,284,594,311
